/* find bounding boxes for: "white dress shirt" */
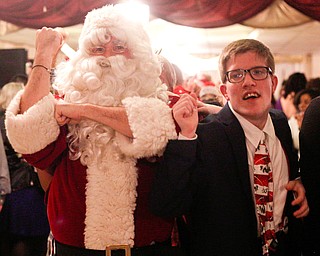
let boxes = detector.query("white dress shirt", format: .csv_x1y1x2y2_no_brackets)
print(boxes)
229,102,289,231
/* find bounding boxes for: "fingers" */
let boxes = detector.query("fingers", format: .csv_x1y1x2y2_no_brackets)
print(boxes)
292,189,309,218
173,94,197,119
55,106,69,126
55,101,82,125
293,199,309,218
55,101,70,126
36,27,65,50
292,191,310,218
172,93,198,138
56,115,70,126
196,99,205,108
175,93,197,109
286,180,310,218
54,27,68,43
166,91,180,97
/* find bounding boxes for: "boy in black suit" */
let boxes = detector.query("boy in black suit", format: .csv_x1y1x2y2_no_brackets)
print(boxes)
151,39,309,256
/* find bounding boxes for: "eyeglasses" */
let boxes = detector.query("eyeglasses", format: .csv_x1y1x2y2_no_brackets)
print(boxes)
89,39,128,55
225,66,273,83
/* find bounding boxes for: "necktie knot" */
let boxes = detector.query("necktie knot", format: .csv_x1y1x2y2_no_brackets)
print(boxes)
257,132,267,148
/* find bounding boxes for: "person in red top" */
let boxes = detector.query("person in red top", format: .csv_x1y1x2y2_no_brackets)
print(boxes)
5,4,185,256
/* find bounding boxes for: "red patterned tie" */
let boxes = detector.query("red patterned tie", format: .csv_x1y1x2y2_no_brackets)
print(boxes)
253,133,277,255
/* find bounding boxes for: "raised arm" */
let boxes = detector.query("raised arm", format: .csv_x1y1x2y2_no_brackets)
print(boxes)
20,27,65,113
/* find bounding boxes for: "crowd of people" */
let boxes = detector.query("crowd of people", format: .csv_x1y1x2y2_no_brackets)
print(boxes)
273,72,320,157
0,3,319,256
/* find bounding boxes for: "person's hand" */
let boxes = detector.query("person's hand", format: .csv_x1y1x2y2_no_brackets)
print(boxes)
286,179,309,218
197,100,222,115
295,111,304,128
34,27,66,67
172,93,198,138
55,100,83,126
0,194,6,213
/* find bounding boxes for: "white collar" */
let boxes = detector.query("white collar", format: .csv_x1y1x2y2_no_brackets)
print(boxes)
228,102,276,148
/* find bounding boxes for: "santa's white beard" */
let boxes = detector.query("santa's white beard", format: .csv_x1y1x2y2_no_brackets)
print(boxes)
61,54,143,106
54,53,162,165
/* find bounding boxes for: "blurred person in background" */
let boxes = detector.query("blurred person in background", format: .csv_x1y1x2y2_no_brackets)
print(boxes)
273,79,286,110
172,64,184,89
0,130,10,212
288,88,319,157
158,55,177,93
0,82,49,256
173,75,201,98
279,72,307,119
10,74,28,86
306,77,320,94
199,85,224,107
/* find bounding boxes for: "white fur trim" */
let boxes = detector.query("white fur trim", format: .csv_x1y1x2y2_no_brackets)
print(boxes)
115,97,177,158
5,91,60,154
84,146,138,249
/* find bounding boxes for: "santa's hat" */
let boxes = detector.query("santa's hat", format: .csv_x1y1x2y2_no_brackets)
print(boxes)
78,4,152,57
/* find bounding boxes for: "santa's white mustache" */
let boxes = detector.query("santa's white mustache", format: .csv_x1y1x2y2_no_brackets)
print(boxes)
96,57,111,68
95,55,137,79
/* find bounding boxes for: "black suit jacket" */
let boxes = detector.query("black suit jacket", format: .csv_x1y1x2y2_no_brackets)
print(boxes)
300,96,320,254
151,104,301,256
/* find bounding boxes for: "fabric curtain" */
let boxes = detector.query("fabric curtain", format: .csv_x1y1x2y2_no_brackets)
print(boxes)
0,0,116,29
0,0,319,29
144,0,273,28
285,0,320,22
242,0,312,28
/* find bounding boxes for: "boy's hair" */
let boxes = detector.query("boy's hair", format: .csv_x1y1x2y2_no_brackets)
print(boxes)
219,39,275,83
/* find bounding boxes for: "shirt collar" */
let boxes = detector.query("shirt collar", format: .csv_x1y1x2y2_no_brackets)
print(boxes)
228,102,276,148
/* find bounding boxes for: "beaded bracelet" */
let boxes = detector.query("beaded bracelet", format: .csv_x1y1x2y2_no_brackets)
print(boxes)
32,64,55,76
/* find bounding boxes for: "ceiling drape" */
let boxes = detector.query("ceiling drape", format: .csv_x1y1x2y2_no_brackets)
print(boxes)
0,0,116,29
145,0,273,28
285,0,320,21
0,0,319,29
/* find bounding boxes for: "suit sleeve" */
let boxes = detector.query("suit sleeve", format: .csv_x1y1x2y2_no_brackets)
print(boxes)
149,139,198,217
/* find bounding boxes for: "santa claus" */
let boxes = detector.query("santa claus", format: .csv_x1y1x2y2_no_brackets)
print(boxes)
5,4,180,256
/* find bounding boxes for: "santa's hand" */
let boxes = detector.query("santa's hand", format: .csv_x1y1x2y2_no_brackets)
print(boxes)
55,106,71,126
55,101,82,126
35,27,66,66
173,93,198,138
55,114,70,126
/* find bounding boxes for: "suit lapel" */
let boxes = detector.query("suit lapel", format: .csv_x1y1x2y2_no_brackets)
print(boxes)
217,105,253,201
270,112,289,152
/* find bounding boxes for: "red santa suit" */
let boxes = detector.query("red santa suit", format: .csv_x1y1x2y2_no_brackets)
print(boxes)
6,91,177,250
5,5,177,251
